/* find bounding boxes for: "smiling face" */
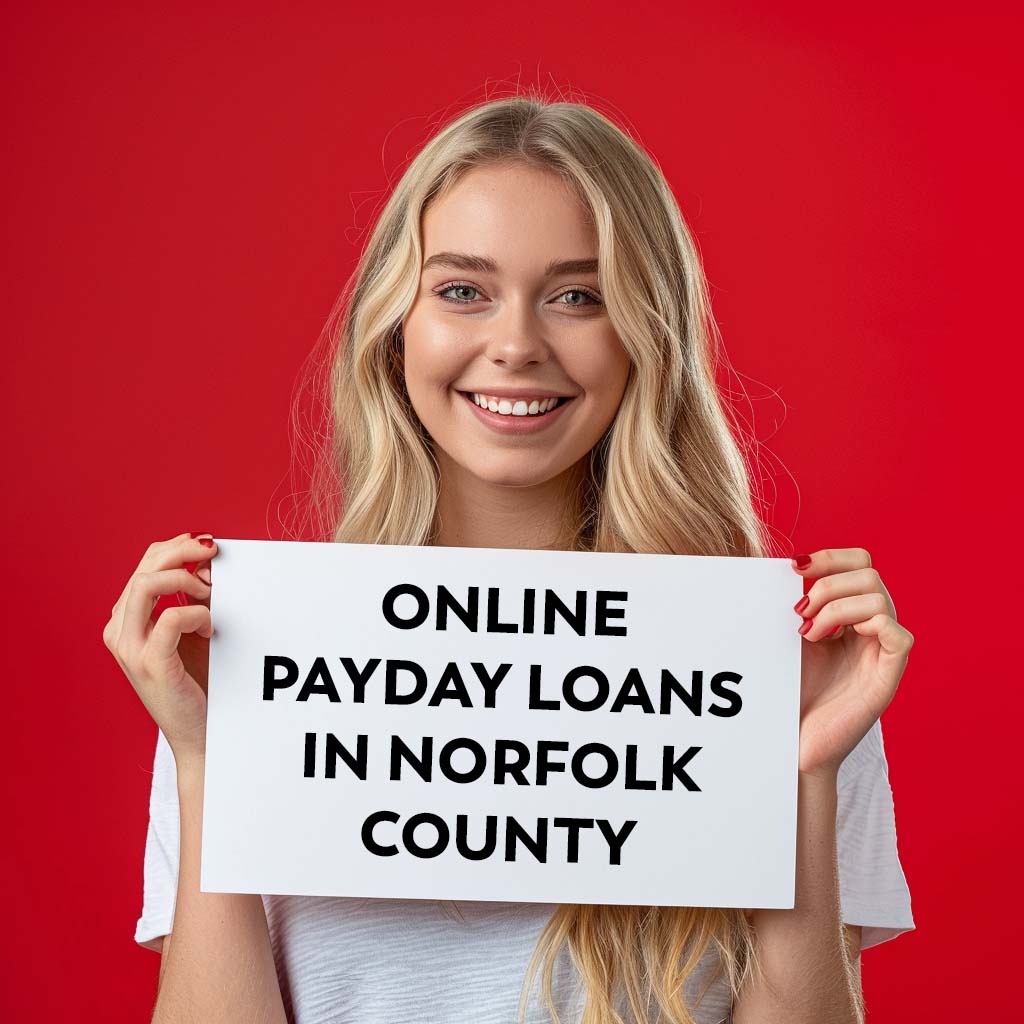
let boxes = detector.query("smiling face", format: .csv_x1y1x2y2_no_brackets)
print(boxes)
402,160,631,491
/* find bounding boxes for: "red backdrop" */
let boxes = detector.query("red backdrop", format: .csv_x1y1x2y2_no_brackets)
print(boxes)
3,1,1019,1020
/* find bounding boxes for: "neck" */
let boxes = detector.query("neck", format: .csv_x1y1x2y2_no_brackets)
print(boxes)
432,451,585,551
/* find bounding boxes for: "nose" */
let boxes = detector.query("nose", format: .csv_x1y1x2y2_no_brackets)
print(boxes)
483,303,551,370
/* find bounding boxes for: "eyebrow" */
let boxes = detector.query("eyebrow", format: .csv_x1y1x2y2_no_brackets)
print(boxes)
421,251,599,277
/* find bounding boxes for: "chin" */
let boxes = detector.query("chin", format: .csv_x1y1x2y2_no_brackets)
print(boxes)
471,466,557,489
459,452,565,490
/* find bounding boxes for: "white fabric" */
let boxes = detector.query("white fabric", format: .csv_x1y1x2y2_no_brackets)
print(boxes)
134,718,914,1023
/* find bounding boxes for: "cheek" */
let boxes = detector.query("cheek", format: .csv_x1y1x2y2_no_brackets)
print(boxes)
571,334,631,414
404,316,471,393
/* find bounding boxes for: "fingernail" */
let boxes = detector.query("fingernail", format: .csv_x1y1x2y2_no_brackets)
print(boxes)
794,595,810,614
792,554,812,569
184,560,197,574
826,624,841,637
196,567,212,584
799,617,814,635
198,537,215,548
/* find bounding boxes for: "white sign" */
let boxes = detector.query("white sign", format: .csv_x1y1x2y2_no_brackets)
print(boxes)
201,539,803,909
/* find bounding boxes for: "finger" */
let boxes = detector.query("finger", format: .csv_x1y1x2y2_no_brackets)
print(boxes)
117,567,212,666
851,613,915,698
146,604,214,679
111,533,218,633
140,532,218,574
798,591,890,641
851,612,915,660
176,556,215,607
791,547,873,579
795,567,895,620
170,533,217,606
113,534,208,624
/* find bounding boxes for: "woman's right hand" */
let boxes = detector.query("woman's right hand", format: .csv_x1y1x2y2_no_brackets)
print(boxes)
103,531,220,766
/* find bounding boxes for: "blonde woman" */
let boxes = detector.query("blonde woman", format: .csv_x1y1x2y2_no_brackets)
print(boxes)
108,96,915,1023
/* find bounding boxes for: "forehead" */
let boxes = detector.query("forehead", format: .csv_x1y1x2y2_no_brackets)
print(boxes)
421,162,597,268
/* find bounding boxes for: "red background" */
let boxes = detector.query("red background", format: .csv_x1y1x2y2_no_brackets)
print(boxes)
3,1,1019,1020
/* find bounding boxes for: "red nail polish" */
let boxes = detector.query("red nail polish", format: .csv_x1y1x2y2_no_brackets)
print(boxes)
794,595,810,614
792,554,812,569
184,560,197,573
826,624,842,637
799,617,813,635
198,537,215,548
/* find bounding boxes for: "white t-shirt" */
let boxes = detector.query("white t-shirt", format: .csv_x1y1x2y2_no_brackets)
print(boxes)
134,718,915,1023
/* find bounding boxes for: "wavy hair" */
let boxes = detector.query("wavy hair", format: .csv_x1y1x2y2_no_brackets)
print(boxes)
283,93,782,1023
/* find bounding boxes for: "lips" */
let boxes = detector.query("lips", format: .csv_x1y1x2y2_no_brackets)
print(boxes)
457,389,575,433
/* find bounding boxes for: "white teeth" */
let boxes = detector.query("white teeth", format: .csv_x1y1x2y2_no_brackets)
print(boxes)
470,393,565,416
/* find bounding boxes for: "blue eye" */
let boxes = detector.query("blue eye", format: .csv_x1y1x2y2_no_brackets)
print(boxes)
433,282,603,308
555,288,601,306
438,283,481,303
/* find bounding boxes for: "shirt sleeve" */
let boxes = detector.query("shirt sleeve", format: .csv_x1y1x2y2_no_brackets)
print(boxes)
835,716,915,950
133,728,181,952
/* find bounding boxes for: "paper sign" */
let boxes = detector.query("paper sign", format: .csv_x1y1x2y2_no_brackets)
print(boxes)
200,539,803,908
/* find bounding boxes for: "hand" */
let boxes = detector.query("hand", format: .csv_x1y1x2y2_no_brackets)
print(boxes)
791,548,914,780
102,531,220,765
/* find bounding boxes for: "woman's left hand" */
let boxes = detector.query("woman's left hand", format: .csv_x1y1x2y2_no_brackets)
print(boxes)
791,547,914,780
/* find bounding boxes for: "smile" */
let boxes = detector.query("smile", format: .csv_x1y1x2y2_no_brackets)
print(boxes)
457,390,576,433
469,392,568,417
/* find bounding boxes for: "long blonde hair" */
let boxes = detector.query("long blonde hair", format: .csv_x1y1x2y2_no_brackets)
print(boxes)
282,92,782,1023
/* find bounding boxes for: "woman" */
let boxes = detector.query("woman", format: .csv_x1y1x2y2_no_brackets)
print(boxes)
107,96,915,1023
